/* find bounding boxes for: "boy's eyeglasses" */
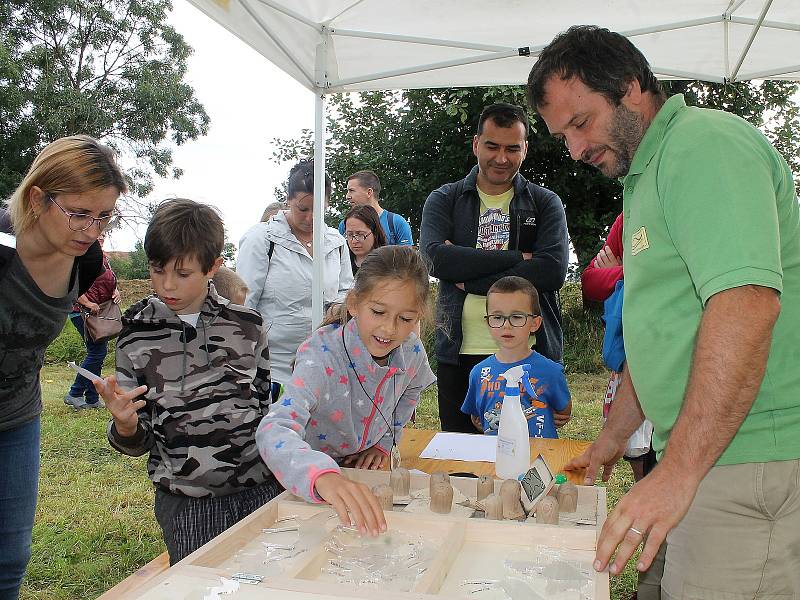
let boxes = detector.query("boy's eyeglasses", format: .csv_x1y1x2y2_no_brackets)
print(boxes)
48,194,117,232
344,231,372,242
484,313,538,328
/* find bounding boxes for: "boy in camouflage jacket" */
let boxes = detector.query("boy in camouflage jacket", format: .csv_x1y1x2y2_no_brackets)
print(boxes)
98,199,281,564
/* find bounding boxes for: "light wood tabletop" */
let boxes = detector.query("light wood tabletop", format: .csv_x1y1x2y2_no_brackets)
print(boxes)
395,427,591,484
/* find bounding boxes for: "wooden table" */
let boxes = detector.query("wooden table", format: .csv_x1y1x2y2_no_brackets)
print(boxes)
98,429,592,598
397,427,591,484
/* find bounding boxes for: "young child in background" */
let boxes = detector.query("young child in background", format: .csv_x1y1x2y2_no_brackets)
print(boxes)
461,276,571,438
96,199,280,564
212,265,249,305
256,246,436,536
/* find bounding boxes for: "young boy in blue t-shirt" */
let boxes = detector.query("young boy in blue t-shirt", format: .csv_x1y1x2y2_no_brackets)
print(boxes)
461,276,571,438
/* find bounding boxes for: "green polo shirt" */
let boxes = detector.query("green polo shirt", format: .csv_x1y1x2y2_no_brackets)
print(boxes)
622,94,800,465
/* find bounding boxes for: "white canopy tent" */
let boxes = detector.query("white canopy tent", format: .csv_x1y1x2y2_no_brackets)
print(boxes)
185,0,800,324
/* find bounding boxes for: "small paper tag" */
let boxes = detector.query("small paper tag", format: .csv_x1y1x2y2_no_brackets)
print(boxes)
390,445,402,470
497,436,515,456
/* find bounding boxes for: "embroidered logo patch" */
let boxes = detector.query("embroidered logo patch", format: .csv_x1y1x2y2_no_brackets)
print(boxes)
631,226,650,256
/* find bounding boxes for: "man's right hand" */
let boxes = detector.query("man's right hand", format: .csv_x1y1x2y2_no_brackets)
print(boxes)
94,375,147,437
564,430,627,485
314,472,387,537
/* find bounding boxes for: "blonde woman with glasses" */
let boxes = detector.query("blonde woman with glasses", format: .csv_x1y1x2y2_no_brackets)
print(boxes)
0,135,126,599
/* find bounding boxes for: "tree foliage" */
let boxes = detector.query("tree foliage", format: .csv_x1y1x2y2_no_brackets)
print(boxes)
272,81,798,267
0,0,209,201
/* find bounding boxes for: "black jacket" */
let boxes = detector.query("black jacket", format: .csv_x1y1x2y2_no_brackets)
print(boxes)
420,166,569,365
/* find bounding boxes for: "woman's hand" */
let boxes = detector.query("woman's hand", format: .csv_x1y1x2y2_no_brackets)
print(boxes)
313,472,387,536
342,446,387,470
94,375,147,437
112,288,121,304
81,301,101,315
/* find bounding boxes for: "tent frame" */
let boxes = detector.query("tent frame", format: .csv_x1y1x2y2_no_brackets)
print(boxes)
203,0,788,325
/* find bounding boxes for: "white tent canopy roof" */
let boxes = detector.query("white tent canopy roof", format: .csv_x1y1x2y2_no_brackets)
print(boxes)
188,0,799,91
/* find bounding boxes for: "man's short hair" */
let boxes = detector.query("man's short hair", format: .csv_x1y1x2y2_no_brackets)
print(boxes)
213,266,248,302
347,170,381,199
477,103,530,138
527,25,663,109
144,198,224,273
486,276,541,315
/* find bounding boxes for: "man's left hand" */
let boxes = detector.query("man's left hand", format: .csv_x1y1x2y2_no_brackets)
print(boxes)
595,462,698,575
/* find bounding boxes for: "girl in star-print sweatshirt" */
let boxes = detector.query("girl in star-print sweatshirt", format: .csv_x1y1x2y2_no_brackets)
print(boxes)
256,246,436,532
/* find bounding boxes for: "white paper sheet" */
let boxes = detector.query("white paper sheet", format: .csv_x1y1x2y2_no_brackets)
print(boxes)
418,432,497,463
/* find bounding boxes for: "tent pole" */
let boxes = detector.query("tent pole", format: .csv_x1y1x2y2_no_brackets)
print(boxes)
730,0,774,81
311,90,326,328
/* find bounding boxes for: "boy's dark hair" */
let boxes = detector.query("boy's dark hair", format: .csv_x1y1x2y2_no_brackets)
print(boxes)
486,276,541,315
144,198,224,273
286,159,332,201
477,103,529,138
527,25,664,110
347,170,382,199
343,204,387,249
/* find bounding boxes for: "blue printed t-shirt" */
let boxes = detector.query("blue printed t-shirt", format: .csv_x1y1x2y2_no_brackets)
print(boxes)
461,353,570,439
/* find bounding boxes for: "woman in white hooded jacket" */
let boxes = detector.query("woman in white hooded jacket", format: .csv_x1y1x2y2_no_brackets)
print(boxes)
238,160,353,397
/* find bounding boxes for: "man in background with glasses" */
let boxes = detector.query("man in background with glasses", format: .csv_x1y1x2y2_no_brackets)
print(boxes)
461,276,571,438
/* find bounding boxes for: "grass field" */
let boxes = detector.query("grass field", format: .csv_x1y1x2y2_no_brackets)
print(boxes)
22,364,640,600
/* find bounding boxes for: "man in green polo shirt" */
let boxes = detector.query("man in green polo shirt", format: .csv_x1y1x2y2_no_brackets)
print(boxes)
528,25,800,598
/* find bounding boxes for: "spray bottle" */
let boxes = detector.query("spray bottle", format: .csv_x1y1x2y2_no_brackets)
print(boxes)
495,364,538,480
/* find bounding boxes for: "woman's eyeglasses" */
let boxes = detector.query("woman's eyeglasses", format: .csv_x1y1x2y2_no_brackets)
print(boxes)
48,194,117,232
344,231,373,242
484,313,538,328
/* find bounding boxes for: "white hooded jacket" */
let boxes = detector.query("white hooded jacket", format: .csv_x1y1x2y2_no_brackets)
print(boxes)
238,210,353,384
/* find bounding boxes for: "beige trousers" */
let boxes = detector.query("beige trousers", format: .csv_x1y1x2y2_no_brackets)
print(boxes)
661,459,800,599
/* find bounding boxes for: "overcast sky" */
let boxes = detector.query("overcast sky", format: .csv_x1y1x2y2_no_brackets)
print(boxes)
109,0,315,251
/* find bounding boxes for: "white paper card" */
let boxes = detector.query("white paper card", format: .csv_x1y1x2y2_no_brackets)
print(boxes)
419,432,497,463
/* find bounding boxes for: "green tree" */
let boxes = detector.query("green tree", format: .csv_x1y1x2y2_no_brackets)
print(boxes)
109,239,149,279
0,0,209,200
272,82,799,267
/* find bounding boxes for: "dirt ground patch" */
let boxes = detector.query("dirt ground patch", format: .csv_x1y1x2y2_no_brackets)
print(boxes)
118,279,152,309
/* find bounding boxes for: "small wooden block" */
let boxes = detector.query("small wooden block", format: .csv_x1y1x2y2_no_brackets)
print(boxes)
372,484,393,511
500,479,525,520
430,480,453,514
476,475,494,501
536,496,559,525
429,471,450,497
390,467,411,497
557,482,578,513
482,493,503,520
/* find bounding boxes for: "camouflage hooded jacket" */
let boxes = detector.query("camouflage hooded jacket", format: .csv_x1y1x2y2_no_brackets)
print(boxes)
107,283,274,497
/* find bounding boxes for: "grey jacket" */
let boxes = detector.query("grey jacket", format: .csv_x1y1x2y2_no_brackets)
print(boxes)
256,319,436,503
420,166,569,365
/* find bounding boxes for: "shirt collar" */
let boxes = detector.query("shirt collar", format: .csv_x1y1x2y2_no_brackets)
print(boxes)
625,94,687,178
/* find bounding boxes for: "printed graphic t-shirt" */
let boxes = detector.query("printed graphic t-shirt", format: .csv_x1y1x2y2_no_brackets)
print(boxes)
460,186,513,355
461,353,570,439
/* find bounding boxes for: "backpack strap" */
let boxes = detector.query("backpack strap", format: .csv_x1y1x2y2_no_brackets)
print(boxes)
385,210,397,244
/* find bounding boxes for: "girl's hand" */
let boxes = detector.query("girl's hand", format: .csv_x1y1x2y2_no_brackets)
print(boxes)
314,472,387,536
342,446,387,470
112,288,121,304
94,375,147,437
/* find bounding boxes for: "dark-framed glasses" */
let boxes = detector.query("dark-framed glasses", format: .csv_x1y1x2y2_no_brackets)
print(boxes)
48,194,117,232
484,313,537,328
344,231,372,242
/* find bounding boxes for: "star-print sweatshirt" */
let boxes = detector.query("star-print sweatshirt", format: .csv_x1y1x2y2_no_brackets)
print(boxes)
255,318,436,503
